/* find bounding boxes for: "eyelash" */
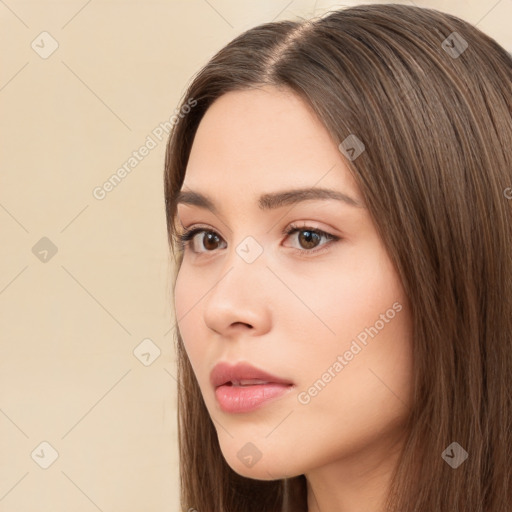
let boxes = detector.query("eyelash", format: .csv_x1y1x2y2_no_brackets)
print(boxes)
174,223,340,258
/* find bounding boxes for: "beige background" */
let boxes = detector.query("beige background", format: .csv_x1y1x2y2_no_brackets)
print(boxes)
0,1,510,511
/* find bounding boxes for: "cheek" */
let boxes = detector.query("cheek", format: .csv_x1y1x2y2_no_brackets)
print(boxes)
298,261,413,425
173,266,203,366
173,263,193,317
279,242,404,349
173,263,206,327
288,242,413,411
304,303,413,432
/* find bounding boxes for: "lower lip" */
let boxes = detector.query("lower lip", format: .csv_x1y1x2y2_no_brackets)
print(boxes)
215,383,293,413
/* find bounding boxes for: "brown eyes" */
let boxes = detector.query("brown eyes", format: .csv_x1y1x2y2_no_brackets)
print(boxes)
198,231,222,251
294,229,324,250
175,224,340,257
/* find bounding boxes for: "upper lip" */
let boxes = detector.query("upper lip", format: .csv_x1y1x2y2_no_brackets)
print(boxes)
210,362,294,388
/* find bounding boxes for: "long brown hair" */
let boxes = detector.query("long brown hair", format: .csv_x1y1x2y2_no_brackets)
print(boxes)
163,4,512,511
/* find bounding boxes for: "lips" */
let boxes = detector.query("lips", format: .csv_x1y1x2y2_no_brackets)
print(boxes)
210,362,294,413
210,362,293,389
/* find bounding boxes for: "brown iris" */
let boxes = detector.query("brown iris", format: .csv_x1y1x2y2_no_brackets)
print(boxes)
203,232,221,251
297,230,321,250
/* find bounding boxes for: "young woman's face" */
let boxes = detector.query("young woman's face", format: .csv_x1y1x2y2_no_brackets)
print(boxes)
174,86,414,482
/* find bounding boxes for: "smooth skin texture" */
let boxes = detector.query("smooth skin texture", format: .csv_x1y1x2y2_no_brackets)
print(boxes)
174,86,414,512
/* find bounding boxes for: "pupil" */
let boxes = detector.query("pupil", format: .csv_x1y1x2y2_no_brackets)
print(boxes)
299,230,319,249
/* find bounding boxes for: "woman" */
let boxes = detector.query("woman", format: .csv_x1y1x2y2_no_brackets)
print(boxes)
163,4,512,511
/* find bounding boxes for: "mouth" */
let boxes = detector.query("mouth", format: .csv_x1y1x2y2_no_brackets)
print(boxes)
210,361,293,388
210,362,294,413
224,379,276,387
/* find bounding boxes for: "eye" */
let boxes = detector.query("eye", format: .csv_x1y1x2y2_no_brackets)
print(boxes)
282,224,339,255
175,226,226,253
174,223,340,256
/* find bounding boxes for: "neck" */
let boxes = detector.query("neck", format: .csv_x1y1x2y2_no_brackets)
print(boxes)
305,430,404,512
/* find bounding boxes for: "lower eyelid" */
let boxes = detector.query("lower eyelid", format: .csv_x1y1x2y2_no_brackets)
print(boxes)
288,244,333,259
286,235,339,256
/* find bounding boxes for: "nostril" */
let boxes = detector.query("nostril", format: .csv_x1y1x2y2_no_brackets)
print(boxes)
231,322,253,329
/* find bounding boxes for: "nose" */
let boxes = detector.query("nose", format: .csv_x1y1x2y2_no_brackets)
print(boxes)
202,251,272,338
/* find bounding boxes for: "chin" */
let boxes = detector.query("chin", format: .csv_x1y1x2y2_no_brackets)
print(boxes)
221,444,302,481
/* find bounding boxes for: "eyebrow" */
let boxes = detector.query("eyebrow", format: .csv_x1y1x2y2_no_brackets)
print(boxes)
174,187,364,214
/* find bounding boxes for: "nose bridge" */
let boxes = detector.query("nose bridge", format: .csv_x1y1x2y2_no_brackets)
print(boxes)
233,234,265,266
210,233,267,300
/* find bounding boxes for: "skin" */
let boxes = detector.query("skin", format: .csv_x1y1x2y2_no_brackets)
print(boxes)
174,85,414,512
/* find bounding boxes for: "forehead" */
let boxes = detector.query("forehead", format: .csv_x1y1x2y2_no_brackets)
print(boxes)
183,86,361,202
